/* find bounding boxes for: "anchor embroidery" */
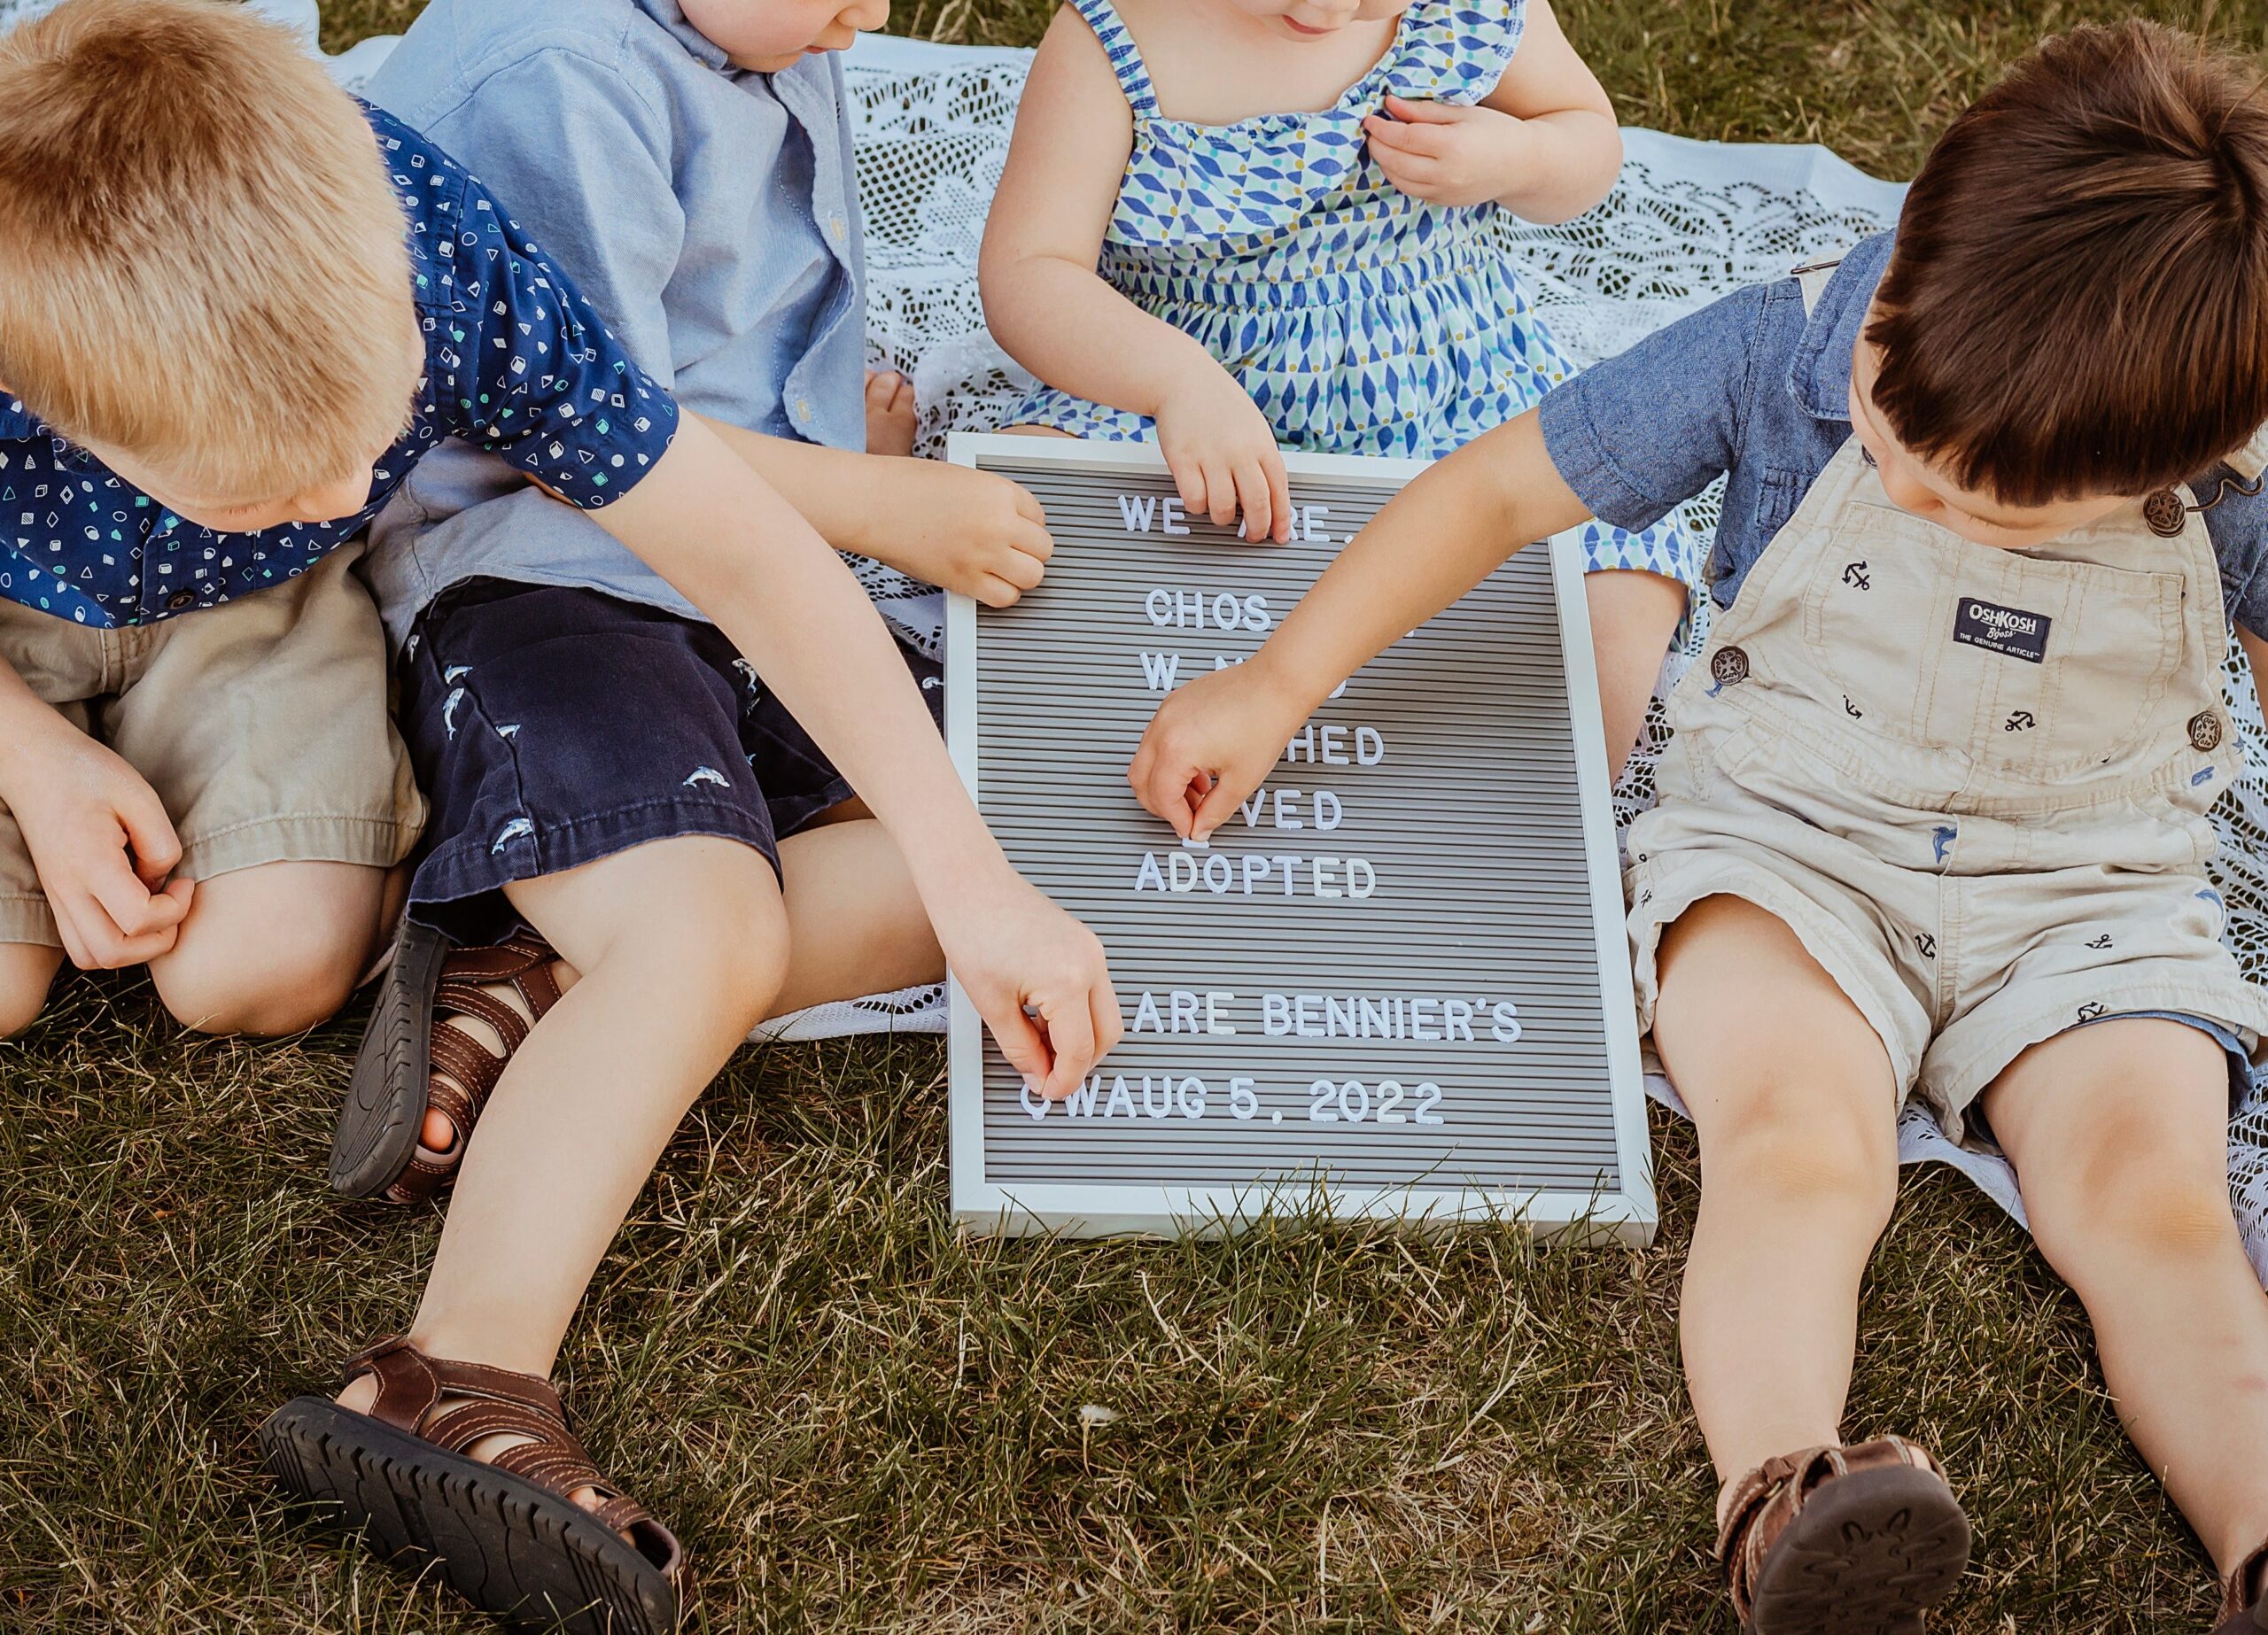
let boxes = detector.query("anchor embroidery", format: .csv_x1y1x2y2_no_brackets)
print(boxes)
2004,710,2036,732
1842,561,1871,591
2085,934,2113,950
1914,934,1937,958
1843,695,1863,719
2076,1002,2109,1022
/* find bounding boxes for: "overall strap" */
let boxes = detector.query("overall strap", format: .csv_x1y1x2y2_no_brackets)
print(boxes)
1066,0,1161,117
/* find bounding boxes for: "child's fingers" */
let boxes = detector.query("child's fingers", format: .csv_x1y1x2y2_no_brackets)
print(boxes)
114,781,182,885
997,547,1047,592
1036,988,1098,1100
1200,457,1239,528
1006,512,1055,563
1090,972,1125,1058
990,1005,1057,1097
1381,93,1464,124
65,884,177,969
1130,744,1198,837
1263,452,1293,544
1189,773,1247,844
1009,483,1052,535
1169,456,1210,520
86,848,168,941
1365,115,1450,158
974,573,1026,608
1233,459,1275,543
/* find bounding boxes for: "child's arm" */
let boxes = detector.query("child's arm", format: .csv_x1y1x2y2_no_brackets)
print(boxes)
978,8,1291,545
392,51,1052,606
695,416,1053,608
1130,409,1591,839
0,655,192,968
593,415,1122,1094
1362,0,1622,222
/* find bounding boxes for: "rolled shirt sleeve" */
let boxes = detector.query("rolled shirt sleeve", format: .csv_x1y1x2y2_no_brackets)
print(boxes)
432,171,679,508
1535,281,1770,536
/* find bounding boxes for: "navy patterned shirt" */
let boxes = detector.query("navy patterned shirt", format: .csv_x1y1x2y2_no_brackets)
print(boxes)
0,102,678,628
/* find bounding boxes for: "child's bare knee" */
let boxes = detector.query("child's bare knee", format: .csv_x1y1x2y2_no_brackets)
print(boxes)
151,921,361,1036
1705,1098,1899,1226
2031,1138,2239,1266
0,945,60,1038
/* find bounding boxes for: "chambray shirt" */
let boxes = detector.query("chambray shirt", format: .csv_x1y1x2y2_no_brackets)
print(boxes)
363,0,869,647
0,103,675,630
1536,230,2268,639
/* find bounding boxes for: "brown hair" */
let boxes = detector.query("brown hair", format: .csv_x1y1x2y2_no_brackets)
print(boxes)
0,0,418,500
1867,20,2268,506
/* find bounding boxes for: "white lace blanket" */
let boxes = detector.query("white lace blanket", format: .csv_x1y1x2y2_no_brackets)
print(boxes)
10,3,2267,1280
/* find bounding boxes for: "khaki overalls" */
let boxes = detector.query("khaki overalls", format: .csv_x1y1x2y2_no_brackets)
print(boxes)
1627,267,2268,1143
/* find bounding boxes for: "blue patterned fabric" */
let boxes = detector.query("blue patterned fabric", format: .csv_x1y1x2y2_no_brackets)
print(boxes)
1006,0,1693,582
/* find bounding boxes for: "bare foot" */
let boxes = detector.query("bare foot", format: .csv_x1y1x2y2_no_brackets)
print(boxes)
865,368,917,457
335,1367,615,1529
413,957,579,1163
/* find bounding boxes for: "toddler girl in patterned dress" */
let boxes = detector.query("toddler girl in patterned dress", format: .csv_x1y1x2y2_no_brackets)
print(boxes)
981,0,1695,771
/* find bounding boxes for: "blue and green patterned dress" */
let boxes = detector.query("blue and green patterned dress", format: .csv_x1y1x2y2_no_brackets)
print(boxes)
1006,0,1694,581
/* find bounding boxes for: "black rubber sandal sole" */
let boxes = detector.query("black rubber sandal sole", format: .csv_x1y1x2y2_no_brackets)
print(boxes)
330,920,452,1198
260,1395,680,1635
1747,1465,1971,1635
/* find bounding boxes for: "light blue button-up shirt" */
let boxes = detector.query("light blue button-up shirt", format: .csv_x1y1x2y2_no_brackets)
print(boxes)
363,0,868,647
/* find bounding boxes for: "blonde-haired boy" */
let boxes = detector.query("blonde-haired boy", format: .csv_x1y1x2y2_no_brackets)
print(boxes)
0,8,1119,1627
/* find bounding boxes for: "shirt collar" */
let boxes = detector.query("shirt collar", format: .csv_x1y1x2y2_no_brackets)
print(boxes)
632,0,734,74
1787,230,1898,424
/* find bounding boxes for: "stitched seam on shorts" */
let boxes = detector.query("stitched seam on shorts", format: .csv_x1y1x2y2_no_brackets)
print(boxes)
1922,980,2268,1116
1633,863,1924,1094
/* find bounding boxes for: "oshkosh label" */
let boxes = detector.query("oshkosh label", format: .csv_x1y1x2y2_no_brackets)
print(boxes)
1953,599,2051,663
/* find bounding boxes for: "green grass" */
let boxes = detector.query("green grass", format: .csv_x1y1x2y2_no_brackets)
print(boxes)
10,1,2268,1630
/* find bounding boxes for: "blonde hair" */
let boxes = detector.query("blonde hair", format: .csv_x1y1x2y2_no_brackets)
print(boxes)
0,0,418,500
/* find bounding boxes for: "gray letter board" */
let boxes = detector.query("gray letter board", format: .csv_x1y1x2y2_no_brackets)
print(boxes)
945,435,1652,1244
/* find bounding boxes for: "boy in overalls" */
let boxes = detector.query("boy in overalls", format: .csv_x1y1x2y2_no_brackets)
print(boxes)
1128,23,2268,1632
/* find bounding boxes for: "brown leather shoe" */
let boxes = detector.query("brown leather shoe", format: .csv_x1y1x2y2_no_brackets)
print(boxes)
2218,1538,2268,1632
261,1336,687,1634
1718,1437,1971,1633
330,923,563,1202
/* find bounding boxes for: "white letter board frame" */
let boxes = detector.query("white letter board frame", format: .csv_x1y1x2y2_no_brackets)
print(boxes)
943,433,1652,1244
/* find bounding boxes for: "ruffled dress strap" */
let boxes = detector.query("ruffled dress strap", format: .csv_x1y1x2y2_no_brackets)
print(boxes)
1373,0,1526,107
1065,0,1161,117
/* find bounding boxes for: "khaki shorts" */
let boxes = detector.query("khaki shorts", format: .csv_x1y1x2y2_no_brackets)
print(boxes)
0,542,424,948
1627,779,2268,1146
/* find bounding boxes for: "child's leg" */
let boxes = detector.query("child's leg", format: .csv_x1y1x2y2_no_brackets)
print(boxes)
1981,1018,2268,1574
1651,895,1903,1493
0,942,62,1037
1585,569,1687,785
866,368,917,458
144,859,390,1035
375,835,788,1382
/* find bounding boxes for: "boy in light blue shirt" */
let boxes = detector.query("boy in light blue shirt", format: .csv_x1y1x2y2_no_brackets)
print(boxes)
262,4,1114,1630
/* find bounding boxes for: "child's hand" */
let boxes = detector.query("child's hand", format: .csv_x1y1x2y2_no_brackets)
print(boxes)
1363,95,1534,209
872,461,1055,608
936,864,1122,1099
1154,359,1293,544
1130,655,1315,843
0,722,193,970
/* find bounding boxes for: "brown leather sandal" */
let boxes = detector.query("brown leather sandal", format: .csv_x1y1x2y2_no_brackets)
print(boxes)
2219,1538,2268,1632
331,923,563,1202
260,1335,687,1634
1717,1437,1971,1633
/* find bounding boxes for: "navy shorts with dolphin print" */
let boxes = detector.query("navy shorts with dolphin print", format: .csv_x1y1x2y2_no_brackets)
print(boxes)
399,578,942,946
